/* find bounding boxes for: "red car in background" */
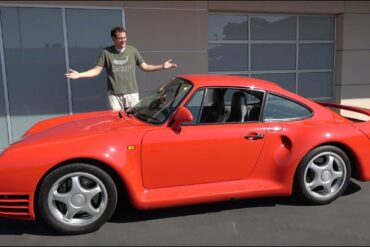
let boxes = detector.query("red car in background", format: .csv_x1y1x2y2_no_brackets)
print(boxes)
1,74,370,234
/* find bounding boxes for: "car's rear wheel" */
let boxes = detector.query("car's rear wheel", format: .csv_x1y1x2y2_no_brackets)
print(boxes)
37,163,117,234
295,145,351,205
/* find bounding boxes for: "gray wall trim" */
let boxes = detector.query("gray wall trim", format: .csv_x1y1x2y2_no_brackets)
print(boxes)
310,97,333,101
123,7,207,12
121,7,126,29
335,83,370,87
338,49,370,52
140,50,207,53
333,14,338,103
342,12,370,15
296,16,299,94
209,40,335,44
248,15,251,77
210,69,334,75
0,15,12,143
62,8,73,115
0,3,124,10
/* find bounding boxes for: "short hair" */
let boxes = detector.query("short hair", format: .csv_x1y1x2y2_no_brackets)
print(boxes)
110,26,126,38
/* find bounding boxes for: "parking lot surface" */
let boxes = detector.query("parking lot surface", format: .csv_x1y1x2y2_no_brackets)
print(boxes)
1,179,370,246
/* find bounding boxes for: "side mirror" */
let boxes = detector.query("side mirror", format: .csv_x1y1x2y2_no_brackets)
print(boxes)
171,106,193,132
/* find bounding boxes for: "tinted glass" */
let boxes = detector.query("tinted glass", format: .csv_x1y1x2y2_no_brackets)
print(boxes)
314,99,334,103
1,7,68,141
263,93,312,121
252,73,296,92
0,57,9,148
298,72,333,98
299,44,334,70
198,88,263,124
199,89,224,123
133,78,193,124
208,44,248,72
208,13,335,104
250,16,296,40
66,9,123,113
299,16,335,40
184,89,204,125
208,14,248,40
251,44,296,70
224,89,264,122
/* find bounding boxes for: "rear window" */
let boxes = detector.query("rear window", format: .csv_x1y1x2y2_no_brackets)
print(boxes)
263,93,312,121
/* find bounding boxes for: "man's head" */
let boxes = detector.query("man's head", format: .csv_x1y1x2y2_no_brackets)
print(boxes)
111,26,127,49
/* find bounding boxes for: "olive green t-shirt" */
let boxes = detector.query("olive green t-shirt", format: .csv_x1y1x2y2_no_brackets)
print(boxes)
97,45,145,95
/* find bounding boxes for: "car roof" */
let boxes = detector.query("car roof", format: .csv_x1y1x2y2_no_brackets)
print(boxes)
176,74,283,91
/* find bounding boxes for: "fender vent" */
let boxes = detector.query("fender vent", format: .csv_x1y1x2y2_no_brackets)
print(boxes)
0,194,30,217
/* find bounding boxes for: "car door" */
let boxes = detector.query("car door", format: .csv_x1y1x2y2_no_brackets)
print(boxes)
141,88,267,189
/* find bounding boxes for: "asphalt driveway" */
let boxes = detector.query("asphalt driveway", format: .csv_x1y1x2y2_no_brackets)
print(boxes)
0,179,370,246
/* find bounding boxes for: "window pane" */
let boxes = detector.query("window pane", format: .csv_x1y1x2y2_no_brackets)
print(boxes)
208,14,248,40
66,9,123,113
224,89,264,122
299,16,335,40
314,99,333,103
0,60,9,149
263,93,312,121
200,88,226,123
252,73,296,92
299,44,334,70
184,89,204,125
198,88,264,124
251,44,296,71
1,7,68,141
250,16,296,40
225,89,249,123
298,72,333,98
208,44,248,72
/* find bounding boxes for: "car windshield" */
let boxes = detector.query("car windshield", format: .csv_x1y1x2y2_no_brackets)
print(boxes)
132,77,193,124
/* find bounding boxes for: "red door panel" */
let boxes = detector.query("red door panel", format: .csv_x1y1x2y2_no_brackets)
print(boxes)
141,123,266,188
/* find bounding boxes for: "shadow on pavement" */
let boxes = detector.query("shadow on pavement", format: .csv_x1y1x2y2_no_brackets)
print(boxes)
110,180,361,223
0,218,56,236
0,180,361,236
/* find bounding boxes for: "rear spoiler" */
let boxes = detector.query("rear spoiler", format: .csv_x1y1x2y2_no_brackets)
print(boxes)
318,102,370,117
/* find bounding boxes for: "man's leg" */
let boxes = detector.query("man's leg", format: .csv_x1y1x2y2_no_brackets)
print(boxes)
123,93,139,108
108,94,125,110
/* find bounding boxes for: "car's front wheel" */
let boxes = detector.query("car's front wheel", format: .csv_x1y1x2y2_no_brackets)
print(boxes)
295,145,351,205
37,163,118,234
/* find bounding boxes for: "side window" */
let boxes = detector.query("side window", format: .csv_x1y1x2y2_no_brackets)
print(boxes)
185,87,264,125
184,89,204,125
263,93,312,121
224,89,264,123
199,88,226,124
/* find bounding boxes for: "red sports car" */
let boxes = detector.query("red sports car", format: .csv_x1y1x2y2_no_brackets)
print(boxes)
1,74,370,234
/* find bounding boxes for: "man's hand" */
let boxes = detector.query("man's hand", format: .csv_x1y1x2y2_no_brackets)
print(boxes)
163,59,178,69
140,60,178,72
65,69,80,79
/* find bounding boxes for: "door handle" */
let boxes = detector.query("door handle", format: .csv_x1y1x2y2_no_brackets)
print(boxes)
244,133,264,140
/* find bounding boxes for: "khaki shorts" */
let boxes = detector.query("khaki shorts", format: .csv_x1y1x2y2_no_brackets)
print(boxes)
108,93,139,110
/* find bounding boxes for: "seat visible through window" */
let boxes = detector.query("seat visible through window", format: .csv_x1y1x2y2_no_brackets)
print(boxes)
226,91,247,122
247,105,261,121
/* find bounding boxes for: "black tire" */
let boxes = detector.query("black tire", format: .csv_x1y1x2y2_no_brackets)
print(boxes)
37,163,118,234
295,145,351,205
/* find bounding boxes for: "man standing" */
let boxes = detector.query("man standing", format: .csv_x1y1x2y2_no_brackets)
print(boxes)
65,26,178,110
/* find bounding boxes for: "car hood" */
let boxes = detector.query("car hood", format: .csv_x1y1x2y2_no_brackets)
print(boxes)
17,111,147,146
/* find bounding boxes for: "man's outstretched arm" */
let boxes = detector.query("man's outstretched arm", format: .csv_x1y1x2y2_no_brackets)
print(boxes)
139,59,178,72
65,66,104,79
